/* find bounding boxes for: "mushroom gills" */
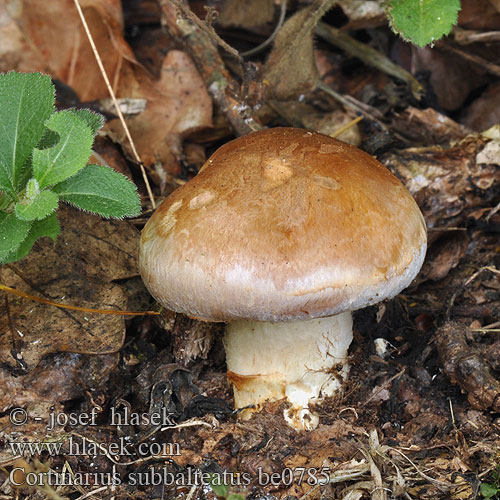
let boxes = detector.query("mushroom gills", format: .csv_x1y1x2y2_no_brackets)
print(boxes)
224,310,353,430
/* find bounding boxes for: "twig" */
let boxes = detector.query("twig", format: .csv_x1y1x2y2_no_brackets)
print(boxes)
241,0,288,57
453,27,500,44
317,81,408,144
73,0,156,209
186,484,199,500
316,22,423,100
160,418,214,431
388,448,453,491
159,0,262,136
364,368,405,405
486,199,500,221
171,0,241,60
464,266,500,287
297,484,320,500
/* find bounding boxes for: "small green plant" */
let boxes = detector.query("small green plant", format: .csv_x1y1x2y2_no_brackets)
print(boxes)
207,473,246,500
0,71,141,264
386,0,461,47
481,456,500,499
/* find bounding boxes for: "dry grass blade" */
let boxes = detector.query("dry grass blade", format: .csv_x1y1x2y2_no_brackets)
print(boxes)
72,0,156,209
0,283,160,316
316,22,423,100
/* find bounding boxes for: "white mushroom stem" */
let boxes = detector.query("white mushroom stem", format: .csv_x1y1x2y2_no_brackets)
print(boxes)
224,311,353,431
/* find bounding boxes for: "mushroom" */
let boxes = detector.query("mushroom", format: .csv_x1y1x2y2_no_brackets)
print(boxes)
139,128,427,430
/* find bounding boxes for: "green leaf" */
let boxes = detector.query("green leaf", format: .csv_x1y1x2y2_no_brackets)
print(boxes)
227,494,246,500
386,0,461,47
37,128,60,150
0,212,32,260
70,109,104,136
15,190,59,221
0,72,55,191
33,110,93,189
53,164,141,218
1,212,60,263
207,474,229,497
0,160,13,194
481,483,499,499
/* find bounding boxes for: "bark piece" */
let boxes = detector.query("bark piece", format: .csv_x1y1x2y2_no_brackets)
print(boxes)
436,321,500,411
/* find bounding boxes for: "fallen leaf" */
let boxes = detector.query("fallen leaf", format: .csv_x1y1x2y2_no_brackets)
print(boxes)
462,82,500,132
218,0,275,29
106,50,213,170
418,233,469,282
263,0,336,100
0,205,139,371
6,0,213,173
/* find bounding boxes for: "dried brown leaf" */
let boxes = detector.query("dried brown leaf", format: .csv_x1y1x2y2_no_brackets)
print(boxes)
218,0,275,29
0,206,139,371
262,0,337,100
106,50,213,170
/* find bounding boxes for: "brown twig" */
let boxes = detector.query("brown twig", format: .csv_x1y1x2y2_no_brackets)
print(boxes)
453,27,500,44
159,0,262,136
170,0,241,60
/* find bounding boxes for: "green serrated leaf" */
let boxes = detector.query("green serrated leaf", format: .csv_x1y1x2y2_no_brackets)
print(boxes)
33,110,93,189
1,212,60,263
53,164,141,218
207,474,229,497
0,72,55,191
70,109,104,136
0,211,32,260
15,189,59,221
386,0,461,47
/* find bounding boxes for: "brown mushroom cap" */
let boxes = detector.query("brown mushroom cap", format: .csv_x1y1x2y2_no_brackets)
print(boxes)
139,128,427,322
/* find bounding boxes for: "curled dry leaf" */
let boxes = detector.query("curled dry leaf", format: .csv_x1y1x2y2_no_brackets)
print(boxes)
0,205,139,371
262,0,336,100
6,0,212,172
